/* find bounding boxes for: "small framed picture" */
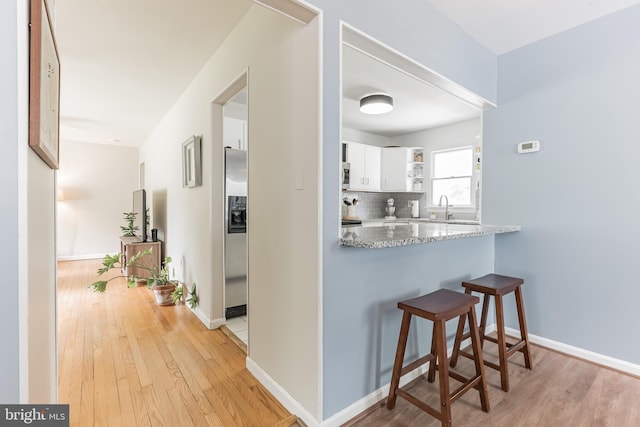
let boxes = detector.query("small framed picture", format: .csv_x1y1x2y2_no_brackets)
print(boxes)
29,0,61,169
182,135,202,188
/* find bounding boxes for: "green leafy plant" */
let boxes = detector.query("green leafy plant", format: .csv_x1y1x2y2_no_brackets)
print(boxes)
89,248,173,293
187,283,199,309
120,212,138,237
171,284,184,304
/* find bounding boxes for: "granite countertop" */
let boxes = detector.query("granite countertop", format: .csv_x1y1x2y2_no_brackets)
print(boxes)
340,219,521,248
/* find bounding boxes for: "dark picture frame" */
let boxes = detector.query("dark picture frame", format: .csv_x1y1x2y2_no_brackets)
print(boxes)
29,0,61,169
182,135,202,188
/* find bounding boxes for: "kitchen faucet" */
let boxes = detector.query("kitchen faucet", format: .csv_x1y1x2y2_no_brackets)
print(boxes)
438,194,450,221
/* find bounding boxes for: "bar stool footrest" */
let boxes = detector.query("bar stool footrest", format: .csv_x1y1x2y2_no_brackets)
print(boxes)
484,335,499,344
397,389,442,420
456,349,475,362
400,354,435,377
505,340,526,357
450,375,483,403
456,346,525,374
484,359,501,372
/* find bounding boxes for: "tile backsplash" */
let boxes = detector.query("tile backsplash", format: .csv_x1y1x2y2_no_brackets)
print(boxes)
341,191,428,219
341,191,479,221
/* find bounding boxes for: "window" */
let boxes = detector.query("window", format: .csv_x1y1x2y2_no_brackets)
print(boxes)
431,146,473,206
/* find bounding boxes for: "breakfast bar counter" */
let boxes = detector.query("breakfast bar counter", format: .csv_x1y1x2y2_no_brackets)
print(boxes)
340,220,520,248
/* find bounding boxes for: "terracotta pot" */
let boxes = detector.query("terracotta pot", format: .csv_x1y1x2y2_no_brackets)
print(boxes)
152,283,177,306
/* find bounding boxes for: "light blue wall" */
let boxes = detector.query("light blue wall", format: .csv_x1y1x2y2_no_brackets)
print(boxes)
0,0,20,402
310,0,498,418
484,5,640,363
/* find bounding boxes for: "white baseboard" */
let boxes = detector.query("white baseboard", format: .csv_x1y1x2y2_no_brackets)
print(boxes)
208,316,226,330
505,327,640,377
190,307,224,330
246,357,320,427
57,254,105,261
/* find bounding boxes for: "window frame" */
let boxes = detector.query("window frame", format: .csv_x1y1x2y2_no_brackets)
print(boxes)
429,145,474,208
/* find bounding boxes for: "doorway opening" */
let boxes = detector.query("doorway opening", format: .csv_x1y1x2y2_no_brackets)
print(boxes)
222,85,248,346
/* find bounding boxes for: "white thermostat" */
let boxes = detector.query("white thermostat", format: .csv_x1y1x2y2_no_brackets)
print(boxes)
518,140,540,154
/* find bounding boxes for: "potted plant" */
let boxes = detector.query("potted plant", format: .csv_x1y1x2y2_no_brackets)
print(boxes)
146,255,178,306
89,248,178,306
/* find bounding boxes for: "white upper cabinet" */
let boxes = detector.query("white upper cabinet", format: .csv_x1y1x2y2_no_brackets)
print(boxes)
366,145,381,191
346,141,381,191
381,147,407,191
381,147,424,192
345,142,423,193
224,117,247,150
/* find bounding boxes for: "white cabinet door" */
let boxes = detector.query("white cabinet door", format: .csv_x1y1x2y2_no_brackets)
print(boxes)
382,147,408,191
224,117,247,150
365,145,381,191
346,142,381,191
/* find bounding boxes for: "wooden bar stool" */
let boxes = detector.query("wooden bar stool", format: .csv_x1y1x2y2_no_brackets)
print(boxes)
450,274,533,392
386,289,490,427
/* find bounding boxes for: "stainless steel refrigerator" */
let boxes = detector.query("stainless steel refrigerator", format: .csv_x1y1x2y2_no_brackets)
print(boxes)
224,147,247,318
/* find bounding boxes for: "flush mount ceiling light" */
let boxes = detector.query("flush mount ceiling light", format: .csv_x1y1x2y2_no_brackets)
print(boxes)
360,94,394,115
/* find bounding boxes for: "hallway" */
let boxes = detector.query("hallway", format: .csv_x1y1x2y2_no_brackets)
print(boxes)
57,259,295,426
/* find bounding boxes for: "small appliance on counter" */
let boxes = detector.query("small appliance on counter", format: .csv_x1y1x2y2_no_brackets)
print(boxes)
385,198,396,219
410,200,420,218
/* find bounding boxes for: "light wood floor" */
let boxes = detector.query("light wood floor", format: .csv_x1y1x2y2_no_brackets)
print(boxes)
59,259,640,426
57,259,296,427
345,336,640,426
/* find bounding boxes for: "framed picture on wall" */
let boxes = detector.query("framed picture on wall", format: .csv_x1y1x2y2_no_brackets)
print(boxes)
182,135,202,188
29,0,61,169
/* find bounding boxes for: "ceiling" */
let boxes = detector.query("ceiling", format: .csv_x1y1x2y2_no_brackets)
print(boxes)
54,0,640,147
341,45,480,137
55,0,252,147
424,0,640,55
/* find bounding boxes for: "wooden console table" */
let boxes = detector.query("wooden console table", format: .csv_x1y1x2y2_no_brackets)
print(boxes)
119,236,162,279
